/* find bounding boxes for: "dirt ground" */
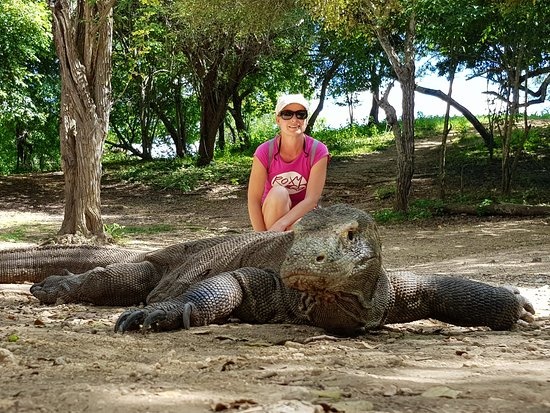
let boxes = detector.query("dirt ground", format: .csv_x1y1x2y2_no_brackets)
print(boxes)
1,137,549,413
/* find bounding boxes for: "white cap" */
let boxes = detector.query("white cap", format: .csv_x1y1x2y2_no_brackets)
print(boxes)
275,94,309,115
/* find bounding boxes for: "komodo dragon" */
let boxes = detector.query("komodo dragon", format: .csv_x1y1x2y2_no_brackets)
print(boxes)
0,204,534,335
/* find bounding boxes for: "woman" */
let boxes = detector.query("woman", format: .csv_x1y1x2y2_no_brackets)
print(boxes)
247,94,330,231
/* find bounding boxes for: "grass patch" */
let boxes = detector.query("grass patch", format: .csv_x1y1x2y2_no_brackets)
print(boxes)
374,185,396,201
104,223,175,241
0,228,27,242
103,123,394,192
414,115,472,139
123,224,175,235
104,157,252,192
373,198,445,224
314,124,394,157
0,224,58,243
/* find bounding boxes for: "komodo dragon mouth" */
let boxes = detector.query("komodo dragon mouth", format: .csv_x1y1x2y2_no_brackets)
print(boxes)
282,271,334,294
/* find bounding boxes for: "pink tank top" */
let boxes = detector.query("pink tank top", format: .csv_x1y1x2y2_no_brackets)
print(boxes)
254,135,329,206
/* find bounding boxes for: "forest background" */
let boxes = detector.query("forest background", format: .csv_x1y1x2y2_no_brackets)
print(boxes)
0,0,549,241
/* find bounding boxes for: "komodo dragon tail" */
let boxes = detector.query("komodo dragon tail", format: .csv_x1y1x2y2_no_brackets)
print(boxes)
0,245,145,283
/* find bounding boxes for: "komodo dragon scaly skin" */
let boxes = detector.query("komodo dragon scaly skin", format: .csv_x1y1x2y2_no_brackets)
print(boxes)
0,204,534,335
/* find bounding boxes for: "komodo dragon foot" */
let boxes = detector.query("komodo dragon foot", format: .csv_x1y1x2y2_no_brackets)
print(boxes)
31,271,83,304
115,308,169,332
503,285,536,324
114,268,267,333
115,304,192,333
114,267,306,333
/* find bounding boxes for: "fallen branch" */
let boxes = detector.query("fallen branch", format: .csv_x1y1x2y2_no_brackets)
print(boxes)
442,203,550,217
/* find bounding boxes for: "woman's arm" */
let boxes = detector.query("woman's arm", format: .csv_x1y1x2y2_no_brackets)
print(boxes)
247,157,268,231
269,155,329,231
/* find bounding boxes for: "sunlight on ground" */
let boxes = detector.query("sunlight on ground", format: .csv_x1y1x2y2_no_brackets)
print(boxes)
51,387,222,413
519,285,550,317
0,210,62,226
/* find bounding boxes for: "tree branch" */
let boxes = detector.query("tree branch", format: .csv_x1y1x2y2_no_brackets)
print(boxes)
415,85,494,154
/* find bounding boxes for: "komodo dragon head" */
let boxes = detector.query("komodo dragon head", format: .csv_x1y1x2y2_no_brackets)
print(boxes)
280,204,391,333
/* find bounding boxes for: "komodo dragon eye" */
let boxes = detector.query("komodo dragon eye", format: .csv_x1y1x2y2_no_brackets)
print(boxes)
346,230,355,241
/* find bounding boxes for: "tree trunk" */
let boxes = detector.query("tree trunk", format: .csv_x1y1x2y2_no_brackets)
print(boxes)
173,78,187,157
139,73,154,160
197,88,228,166
50,0,115,240
368,86,380,125
306,57,343,135
218,121,225,152
15,125,32,171
346,92,356,125
375,14,416,213
395,76,415,212
229,90,251,149
439,68,456,200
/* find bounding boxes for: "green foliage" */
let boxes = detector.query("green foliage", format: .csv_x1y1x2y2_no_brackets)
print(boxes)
0,223,58,243
103,222,175,241
0,136,17,174
0,228,26,242
527,111,550,121
103,156,253,192
103,223,127,240
476,198,494,215
414,115,471,138
243,113,280,155
372,208,406,223
373,198,445,223
374,185,396,201
123,224,175,235
7,333,19,343
522,127,550,153
313,124,393,157
0,0,60,174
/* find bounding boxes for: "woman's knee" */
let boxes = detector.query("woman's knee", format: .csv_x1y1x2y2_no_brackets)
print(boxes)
263,186,292,208
262,186,291,227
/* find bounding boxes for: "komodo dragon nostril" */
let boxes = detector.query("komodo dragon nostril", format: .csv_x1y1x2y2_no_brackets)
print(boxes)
316,254,326,263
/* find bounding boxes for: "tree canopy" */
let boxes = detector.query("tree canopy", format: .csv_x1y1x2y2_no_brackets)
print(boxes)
0,0,59,173
0,0,548,227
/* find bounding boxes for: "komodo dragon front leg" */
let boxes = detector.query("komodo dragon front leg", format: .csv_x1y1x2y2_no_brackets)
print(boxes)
114,267,309,332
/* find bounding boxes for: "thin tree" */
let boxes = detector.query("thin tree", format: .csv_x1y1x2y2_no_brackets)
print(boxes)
308,0,418,212
49,0,115,240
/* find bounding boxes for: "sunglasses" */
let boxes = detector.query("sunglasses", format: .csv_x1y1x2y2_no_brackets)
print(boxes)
279,110,308,120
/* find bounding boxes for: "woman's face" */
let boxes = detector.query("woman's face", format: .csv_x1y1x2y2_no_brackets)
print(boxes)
276,103,308,136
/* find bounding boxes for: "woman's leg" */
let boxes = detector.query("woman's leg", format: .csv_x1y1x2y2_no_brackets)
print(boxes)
262,185,292,229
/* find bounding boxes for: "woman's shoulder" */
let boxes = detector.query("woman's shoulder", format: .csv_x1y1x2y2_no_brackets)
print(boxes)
255,136,277,154
305,135,329,153
254,137,279,168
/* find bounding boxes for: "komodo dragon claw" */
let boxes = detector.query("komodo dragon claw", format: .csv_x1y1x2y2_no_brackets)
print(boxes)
115,308,169,333
141,309,168,330
115,309,147,333
503,286,536,323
